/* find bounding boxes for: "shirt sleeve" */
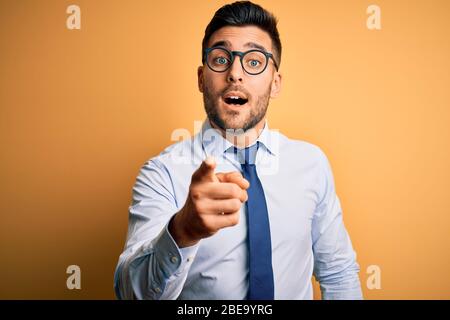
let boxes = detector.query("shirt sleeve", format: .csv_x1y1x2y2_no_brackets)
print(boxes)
311,148,363,300
114,159,199,300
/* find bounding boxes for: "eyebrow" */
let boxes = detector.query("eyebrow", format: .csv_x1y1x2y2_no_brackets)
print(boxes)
210,40,268,52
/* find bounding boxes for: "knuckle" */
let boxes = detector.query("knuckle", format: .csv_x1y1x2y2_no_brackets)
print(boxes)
190,188,202,201
230,184,241,198
229,214,239,226
232,199,241,211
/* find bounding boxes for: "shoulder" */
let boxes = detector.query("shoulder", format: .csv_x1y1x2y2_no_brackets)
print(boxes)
274,130,329,164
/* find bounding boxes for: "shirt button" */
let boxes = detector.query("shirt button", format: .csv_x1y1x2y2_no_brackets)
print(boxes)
154,287,161,293
170,256,178,264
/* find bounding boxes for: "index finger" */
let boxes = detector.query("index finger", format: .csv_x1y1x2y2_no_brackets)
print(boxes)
192,156,218,183
216,171,250,190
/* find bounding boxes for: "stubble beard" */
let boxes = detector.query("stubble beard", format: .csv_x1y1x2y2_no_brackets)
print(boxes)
202,81,271,133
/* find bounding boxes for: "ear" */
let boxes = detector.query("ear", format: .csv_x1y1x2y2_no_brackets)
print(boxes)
197,66,204,93
270,71,282,99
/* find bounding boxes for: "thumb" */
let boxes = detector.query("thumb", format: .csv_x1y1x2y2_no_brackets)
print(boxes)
192,156,218,182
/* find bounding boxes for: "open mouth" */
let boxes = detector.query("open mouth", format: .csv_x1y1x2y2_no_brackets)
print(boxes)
223,96,249,106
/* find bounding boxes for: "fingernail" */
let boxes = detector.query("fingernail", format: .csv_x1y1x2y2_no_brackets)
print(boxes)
205,156,215,165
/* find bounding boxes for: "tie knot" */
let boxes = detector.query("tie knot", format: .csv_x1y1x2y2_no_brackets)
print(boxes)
235,142,259,165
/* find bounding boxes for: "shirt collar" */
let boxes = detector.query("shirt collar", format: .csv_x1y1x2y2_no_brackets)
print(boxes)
200,118,278,159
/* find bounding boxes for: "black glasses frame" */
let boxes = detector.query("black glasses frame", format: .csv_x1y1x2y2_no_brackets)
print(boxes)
203,46,279,75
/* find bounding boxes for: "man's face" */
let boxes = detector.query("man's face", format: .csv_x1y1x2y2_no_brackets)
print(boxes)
198,25,281,132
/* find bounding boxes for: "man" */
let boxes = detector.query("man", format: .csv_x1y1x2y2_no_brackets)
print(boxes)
114,1,363,300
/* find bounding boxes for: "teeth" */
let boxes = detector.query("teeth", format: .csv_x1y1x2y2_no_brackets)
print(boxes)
224,95,247,105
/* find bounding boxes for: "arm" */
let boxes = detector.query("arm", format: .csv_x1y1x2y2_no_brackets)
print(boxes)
312,149,363,300
114,159,199,300
114,157,249,300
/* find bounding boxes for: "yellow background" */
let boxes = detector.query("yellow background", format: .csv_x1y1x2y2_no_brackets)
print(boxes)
0,0,449,299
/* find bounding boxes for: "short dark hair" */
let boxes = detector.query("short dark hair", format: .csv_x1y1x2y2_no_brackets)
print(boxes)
202,1,282,68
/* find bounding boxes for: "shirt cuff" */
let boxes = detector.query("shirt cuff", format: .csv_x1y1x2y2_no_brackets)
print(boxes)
154,219,200,277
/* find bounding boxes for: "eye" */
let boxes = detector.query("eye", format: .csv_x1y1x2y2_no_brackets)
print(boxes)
249,60,260,67
215,57,229,65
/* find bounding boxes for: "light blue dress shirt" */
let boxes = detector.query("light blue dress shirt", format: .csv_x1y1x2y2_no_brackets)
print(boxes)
114,119,363,300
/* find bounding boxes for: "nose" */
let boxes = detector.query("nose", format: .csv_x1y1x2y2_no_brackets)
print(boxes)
226,56,244,83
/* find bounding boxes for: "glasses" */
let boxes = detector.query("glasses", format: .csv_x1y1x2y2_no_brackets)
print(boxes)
203,47,279,75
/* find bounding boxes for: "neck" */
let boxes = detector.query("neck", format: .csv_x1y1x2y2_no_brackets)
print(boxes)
209,118,266,149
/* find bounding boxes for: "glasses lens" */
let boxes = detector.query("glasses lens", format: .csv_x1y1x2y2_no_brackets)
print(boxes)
207,48,231,72
243,51,267,74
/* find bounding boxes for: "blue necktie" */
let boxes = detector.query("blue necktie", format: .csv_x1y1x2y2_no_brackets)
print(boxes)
235,142,275,300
